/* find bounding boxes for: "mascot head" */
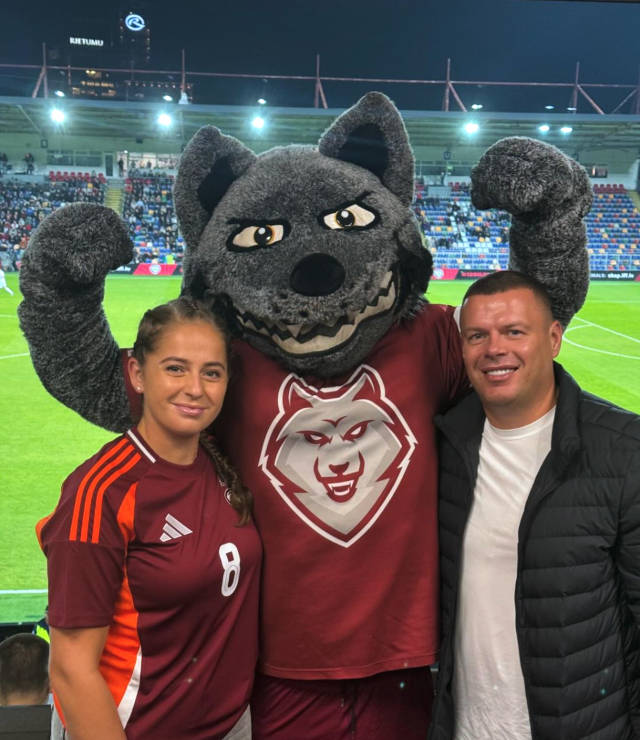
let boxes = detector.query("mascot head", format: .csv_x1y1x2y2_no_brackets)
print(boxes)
174,92,430,377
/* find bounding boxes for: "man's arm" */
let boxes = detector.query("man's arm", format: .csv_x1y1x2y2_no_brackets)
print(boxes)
615,454,640,621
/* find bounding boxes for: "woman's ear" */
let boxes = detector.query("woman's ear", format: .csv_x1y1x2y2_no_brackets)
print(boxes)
128,356,144,394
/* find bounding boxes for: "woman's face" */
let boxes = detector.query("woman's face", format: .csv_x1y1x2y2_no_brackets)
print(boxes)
129,320,229,451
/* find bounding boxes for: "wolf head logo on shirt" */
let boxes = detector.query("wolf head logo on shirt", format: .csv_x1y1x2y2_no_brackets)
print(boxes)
260,365,416,546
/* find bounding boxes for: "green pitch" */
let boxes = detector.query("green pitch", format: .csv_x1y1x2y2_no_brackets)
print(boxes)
1,273,639,624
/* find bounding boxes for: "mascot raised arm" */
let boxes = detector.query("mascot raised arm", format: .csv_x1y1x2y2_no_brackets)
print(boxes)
19,92,591,738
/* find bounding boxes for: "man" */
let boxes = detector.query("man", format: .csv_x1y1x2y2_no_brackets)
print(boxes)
430,270,640,740
0,633,49,706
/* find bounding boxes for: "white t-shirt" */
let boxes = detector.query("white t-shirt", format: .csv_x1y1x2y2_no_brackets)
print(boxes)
453,407,555,740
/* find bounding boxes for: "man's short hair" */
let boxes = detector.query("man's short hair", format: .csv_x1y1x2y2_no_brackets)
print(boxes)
0,633,49,705
462,270,554,319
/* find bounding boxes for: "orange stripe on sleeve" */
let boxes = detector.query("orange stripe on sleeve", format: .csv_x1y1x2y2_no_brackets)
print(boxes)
35,514,53,549
69,437,131,541
117,483,137,545
91,454,141,544
79,445,137,543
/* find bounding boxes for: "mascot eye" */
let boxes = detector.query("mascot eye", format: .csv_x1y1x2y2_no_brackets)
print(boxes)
343,421,372,442
300,430,331,446
231,224,286,248
322,204,377,230
336,210,355,227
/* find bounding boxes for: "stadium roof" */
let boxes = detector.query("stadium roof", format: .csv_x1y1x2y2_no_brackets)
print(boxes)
2,96,640,158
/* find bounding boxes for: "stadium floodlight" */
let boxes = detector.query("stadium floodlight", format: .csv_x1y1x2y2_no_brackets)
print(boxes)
157,112,172,127
54,90,65,98
560,126,573,135
162,94,173,102
257,98,267,105
464,122,479,135
545,105,555,110
50,108,65,124
471,103,483,110
566,106,577,112
538,124,550,133
252,116,266,130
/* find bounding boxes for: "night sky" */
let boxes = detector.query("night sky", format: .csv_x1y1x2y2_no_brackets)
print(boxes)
3,0,639,111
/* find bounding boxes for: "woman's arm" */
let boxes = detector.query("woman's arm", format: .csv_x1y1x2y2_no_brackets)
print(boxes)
49,626,126,740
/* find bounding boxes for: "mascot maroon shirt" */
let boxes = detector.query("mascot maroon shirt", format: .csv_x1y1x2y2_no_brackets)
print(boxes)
214,303,464,679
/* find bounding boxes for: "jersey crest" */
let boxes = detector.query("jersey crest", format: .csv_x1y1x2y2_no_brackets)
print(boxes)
259,365,417,547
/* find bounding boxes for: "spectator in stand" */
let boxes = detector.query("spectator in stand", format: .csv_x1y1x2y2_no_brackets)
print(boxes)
134,198,145,218
0,633,50,706
37,297,261,740
24,153,35,175
118,158,125,178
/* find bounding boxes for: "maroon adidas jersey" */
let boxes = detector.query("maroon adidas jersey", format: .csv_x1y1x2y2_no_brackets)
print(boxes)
37,430,262,739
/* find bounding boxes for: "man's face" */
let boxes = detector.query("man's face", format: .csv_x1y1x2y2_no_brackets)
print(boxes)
460,287,563,429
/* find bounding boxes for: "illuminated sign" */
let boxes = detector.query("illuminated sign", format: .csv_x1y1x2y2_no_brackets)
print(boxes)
69,37,104,47
125,13,145,31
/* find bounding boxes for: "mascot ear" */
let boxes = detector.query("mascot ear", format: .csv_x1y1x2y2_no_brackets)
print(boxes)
318,92,415,206
174,126,257,253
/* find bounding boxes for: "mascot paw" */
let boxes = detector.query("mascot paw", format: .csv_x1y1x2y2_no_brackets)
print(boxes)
25,203,133,286
471,136,591,218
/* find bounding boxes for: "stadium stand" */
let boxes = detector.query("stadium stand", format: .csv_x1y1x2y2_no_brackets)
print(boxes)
1,174,639,274
588,185,640,272
0,175,106,271
414,180,640,274
122,174,185,265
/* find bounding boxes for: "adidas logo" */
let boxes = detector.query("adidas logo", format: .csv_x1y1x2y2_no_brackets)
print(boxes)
160,514,193,542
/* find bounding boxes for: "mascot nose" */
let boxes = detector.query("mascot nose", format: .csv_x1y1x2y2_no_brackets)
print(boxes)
289,253,346,296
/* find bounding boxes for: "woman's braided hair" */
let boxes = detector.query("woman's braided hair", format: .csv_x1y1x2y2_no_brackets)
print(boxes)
132,296,253,525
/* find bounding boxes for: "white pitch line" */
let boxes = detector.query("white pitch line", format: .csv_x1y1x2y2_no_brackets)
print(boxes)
0,313,18,318
564,319,640,360
573,317,640,344
0,589,47,594
0,352,28,360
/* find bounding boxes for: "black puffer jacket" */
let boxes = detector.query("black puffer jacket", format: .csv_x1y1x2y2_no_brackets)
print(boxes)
430,363,640,740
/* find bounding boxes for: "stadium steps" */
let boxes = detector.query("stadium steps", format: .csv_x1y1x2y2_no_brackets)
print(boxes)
104,183,125,216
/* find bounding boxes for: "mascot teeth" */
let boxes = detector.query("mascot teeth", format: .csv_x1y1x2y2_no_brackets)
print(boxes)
236,270,396,355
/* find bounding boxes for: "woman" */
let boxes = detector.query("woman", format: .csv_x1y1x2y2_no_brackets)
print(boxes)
37,297,261,740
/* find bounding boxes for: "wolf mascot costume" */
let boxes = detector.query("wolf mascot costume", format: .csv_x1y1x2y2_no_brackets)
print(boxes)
19,92,591,738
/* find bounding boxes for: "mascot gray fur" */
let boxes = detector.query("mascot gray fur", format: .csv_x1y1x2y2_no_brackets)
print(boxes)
18,91,592,736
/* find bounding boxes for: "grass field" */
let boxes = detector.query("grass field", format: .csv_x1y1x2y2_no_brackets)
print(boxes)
1,272,639,623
